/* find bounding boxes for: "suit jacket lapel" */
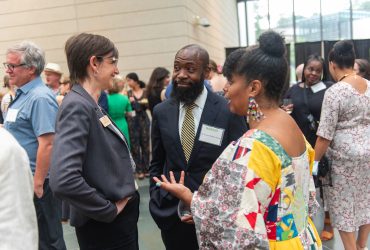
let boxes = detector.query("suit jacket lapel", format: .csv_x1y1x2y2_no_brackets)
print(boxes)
187,91,219,167
72,84,127,144
167,98,187,166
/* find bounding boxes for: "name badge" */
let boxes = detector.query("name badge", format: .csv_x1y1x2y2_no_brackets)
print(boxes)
99,115,112,127
310,81,326,93
5,108,19,122
199,124,224,146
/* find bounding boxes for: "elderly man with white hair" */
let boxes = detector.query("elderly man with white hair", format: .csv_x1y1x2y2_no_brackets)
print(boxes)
3,41,66,250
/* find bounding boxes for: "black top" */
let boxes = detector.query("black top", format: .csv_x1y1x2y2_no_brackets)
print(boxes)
285,81,333,147
147,88,163,115
127,90,148,113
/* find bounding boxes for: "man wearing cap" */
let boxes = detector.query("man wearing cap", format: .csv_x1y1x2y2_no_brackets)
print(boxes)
3,42,66,249
44,62,63,95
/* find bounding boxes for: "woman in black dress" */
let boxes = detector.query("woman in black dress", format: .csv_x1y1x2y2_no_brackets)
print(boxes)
283,54,334,241
126,73,150,179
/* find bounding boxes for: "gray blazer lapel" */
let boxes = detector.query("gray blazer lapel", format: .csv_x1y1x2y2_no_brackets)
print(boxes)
72,85,127,144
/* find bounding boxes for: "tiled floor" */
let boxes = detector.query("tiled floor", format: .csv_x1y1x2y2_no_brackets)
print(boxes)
64,180,369,250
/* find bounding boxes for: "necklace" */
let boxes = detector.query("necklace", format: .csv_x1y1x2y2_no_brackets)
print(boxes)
338,72,356,82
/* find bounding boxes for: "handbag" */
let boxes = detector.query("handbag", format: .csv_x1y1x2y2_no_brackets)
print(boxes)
317,155,333,187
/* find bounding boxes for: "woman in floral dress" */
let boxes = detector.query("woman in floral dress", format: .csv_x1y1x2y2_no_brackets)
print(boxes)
153,31,322,249
315,40,370,250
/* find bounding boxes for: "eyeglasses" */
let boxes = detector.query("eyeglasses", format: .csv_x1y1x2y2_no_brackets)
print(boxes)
96,56,118,66
3,63,26,71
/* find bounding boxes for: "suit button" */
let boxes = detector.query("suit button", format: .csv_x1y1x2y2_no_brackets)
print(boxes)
187,172,189,176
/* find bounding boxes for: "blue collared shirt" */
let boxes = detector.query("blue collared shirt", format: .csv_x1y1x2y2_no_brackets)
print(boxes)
4,76,58,174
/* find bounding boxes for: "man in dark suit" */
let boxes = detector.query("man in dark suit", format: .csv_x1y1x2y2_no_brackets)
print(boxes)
149,44,248,250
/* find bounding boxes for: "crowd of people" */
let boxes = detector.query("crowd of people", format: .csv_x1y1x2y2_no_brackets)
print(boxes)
0,29,369,250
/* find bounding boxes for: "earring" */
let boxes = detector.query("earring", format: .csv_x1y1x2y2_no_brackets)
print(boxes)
247,97,264,122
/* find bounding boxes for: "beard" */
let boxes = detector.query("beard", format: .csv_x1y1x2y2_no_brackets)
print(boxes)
171,78,204,105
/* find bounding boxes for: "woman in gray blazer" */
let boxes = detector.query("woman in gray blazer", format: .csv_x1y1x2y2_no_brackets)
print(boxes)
50,33,139,250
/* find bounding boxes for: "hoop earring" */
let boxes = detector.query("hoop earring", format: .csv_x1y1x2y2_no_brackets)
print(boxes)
247,97,264,122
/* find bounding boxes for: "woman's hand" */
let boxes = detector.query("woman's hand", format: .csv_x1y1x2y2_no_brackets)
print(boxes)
281,104,294,114
153,171,193,207
115,196,132,215
181,214,194,224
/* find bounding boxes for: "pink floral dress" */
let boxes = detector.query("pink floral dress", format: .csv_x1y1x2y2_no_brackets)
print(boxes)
317,81,370,232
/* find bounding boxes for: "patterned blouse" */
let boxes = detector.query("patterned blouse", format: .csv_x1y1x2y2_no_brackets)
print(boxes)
191,129,322,249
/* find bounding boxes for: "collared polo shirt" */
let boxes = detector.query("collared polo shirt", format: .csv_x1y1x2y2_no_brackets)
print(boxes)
4,76,58,174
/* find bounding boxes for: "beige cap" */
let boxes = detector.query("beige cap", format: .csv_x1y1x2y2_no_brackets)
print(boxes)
44,63,63,75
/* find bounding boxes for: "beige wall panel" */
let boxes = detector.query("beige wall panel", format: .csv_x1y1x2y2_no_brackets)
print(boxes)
1,20,78,42
0,6,76,29
96,21,187,43
43,48,67,65
75,0,183,18
0,34,73,61
184,0,238,64
0,1,238,82
120,52,174,71
0,0,75,14
77,6,185,32
115,36,186,57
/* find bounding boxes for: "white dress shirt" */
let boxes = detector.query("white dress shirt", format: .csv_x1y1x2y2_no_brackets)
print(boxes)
178,85,208,137
0,128,38,250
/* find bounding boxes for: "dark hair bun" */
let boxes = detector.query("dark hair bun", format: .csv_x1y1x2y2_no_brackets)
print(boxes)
334,40,354,54
258,30,286,57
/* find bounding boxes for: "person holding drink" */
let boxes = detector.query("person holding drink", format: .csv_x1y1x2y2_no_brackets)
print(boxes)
283,54,332,147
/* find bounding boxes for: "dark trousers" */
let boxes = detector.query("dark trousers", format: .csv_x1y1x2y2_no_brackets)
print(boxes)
34,179,66,250
161,221,199,250
61,200,70,221
75,191,140,250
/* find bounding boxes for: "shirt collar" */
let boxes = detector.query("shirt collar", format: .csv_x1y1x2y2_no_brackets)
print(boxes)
19,76,43,94
180,84,208,109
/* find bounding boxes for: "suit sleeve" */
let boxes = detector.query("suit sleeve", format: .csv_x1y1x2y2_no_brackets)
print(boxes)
227,112,248,143
149,107,166,194
49,100,117,223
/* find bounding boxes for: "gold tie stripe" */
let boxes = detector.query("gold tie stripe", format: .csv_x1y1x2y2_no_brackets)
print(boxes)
181,103,196,162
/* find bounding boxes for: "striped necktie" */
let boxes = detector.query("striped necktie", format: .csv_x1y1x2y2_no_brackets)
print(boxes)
181,103,196,162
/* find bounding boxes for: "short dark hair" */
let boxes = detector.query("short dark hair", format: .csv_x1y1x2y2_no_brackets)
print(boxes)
301,54,328,83
223,30,288,102
147,67,170,95
355,58,370,80
176,44,209,70
328,40,355,69
126,72,139,82
65,33,118,84
126,73,145,88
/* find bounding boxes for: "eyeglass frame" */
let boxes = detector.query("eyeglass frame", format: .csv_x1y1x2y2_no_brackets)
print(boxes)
96,56,118,65
3,62,27,71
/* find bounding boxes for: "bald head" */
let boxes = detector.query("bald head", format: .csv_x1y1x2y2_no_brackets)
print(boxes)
176,44,209,70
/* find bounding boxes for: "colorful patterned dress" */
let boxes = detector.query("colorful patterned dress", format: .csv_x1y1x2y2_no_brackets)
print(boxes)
191,129,322,249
